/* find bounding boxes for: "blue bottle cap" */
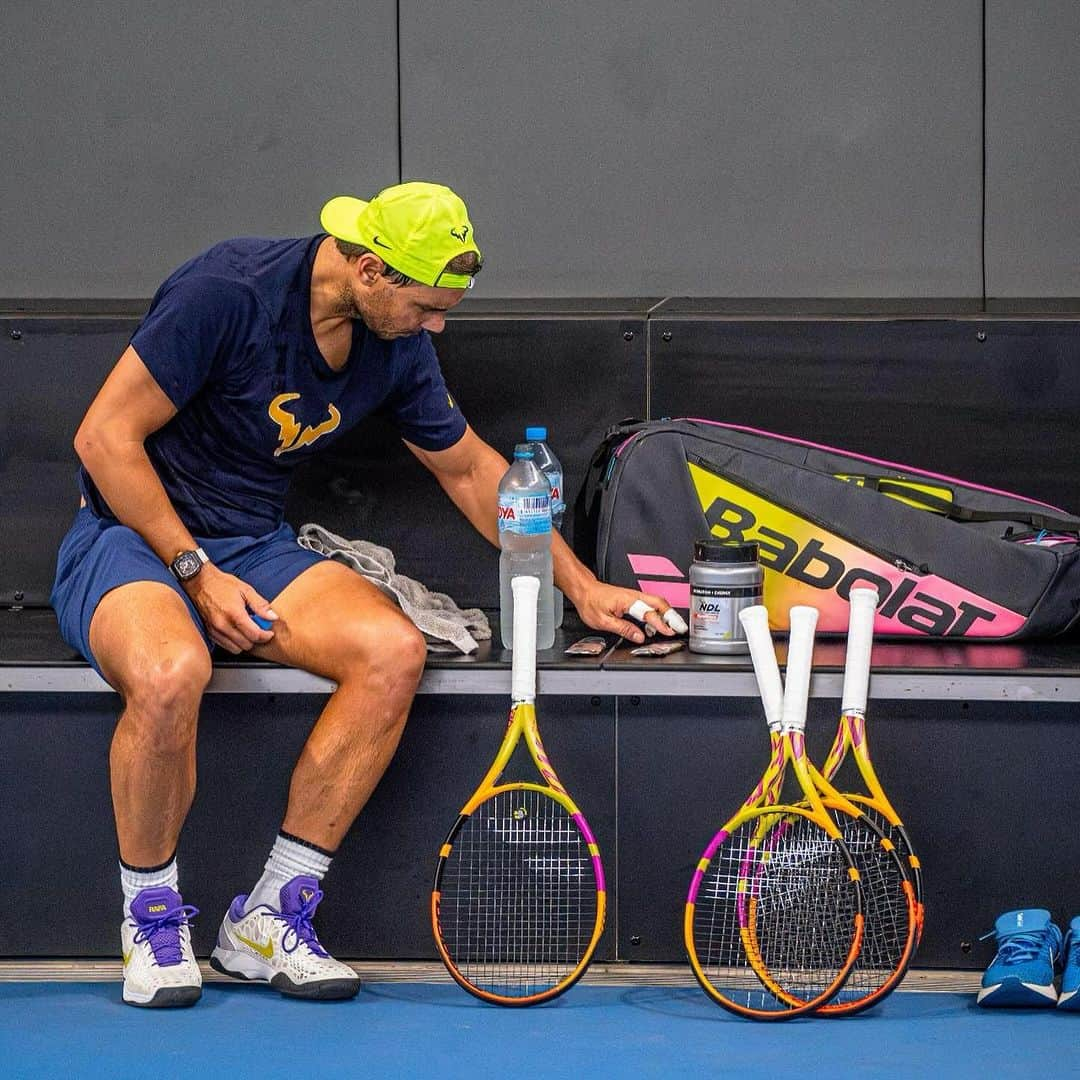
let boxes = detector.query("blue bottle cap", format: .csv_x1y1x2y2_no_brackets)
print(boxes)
525,426,547,440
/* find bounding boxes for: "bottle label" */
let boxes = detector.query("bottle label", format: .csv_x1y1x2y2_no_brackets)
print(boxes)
689,582,763,644
498,492,552,536
546,469,565,517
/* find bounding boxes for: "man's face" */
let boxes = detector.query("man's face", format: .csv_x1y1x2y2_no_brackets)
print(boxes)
348,271,466,340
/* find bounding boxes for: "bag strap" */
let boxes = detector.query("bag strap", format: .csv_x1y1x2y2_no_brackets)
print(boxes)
838,474,1080,533
946,505,1080,533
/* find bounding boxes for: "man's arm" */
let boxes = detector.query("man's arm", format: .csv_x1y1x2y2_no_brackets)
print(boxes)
74,345,275,652
404,426,677,644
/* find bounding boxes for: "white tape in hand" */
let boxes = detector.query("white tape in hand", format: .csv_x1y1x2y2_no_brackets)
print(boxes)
627,599,689,635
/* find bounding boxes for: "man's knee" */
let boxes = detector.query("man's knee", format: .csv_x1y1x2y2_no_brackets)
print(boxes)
337,616,427,697
120,645,212,739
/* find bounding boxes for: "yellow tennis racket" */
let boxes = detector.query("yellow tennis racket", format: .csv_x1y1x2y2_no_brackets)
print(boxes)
685,606,864,1020
431,575,606,1005
818,585,925,943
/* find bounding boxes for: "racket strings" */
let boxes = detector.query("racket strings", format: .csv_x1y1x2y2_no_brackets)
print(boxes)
436,788,599,1000
691,814,860,1014
856,805,922,890
821,814,915,1008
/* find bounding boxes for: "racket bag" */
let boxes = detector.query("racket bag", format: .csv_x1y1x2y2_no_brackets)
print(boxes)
573,418,1080,638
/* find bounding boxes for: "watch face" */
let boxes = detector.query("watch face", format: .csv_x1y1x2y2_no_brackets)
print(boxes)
174,551,201,580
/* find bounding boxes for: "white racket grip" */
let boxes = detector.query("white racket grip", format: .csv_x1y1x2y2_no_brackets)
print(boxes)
738,605,784,731
841,587,879,715
781,606,819,733
510,575,540,703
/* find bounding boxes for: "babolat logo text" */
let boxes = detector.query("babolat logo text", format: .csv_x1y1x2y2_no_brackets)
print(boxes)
680,460,1007,637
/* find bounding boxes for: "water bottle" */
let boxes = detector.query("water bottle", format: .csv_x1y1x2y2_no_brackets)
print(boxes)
498,445,555,650
523,426,565,628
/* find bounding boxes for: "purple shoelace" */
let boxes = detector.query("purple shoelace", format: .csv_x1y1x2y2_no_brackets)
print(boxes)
273,888,329,958
132,903,200,967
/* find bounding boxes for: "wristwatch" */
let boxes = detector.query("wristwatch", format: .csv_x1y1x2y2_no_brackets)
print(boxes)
169,547,209,583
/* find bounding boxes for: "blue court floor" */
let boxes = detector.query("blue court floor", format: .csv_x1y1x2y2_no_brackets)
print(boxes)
0,982,1073,1079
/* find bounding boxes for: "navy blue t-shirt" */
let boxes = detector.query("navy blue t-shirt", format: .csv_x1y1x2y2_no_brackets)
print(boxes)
80,235,467,538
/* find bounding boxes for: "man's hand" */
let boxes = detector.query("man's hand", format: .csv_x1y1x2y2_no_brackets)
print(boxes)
183,564,278,653
572,581,684,645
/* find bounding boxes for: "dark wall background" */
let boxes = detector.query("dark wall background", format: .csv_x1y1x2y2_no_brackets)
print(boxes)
2,3,1078,300
3,4,1080,971
3,689,1075,971
6,314,1078,608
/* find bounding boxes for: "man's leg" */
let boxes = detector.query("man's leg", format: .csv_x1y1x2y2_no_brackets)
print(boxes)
90,580,211,1007
92,582,212,866
209,560,426,999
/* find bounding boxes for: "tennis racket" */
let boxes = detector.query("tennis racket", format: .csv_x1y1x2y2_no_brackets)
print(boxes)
431,575,606,1005
739,602,918,1016
685,605,864,1021
818,585,924,940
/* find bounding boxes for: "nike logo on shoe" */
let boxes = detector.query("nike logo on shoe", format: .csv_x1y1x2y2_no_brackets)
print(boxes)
237,932,274,960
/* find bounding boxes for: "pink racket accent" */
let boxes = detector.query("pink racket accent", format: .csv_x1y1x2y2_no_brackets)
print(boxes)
591,855,606,893
573,812,597,845
687,869,706,902
572,813,606,891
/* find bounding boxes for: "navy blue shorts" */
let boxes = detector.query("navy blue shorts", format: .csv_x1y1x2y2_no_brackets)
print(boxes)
50,508,327,677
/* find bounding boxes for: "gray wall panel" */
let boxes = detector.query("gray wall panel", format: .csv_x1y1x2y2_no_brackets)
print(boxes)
400,2,982,298
1,2,399,297
985,3,1080,297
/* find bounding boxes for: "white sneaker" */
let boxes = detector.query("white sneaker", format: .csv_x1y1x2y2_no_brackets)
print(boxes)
121,886,202,1008
209,875,360,1000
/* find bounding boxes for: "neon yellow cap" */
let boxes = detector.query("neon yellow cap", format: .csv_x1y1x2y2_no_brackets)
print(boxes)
320,181,482,289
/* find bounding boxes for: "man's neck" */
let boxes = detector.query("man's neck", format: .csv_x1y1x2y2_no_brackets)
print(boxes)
309,236,353,335
308,237,357,371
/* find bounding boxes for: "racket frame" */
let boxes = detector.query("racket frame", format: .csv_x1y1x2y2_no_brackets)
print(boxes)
781,592,919,1015
431,575,606,1006
735,603,917,1017
819,586,925,930
684,605,864,1020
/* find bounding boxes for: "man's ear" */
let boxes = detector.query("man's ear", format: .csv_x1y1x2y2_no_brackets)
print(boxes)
354,252,385,289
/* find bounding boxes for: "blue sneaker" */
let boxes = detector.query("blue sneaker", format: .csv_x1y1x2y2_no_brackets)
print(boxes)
977,908,1062,1007
1058,916,1080,1010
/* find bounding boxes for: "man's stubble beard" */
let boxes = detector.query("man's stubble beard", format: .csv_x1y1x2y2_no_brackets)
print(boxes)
333,284,364,321
334,284,396,339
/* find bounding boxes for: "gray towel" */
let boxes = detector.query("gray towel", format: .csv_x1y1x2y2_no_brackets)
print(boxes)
297,524,491,655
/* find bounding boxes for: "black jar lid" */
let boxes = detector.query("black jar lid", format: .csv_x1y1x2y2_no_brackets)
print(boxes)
693,539,759,564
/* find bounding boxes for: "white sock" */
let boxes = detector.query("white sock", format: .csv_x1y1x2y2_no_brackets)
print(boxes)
244,832,332,914
120,858,179,919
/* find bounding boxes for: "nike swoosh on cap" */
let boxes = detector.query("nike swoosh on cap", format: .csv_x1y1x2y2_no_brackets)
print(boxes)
372,235,393,249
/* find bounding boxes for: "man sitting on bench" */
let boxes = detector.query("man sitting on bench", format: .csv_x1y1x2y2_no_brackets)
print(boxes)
50,181,676,1008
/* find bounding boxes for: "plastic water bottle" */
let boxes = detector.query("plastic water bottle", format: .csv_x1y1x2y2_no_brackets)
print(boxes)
523,426,565,628
498,445,555,650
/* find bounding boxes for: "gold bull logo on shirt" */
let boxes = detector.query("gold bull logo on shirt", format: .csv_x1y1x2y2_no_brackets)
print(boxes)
268,393,341,457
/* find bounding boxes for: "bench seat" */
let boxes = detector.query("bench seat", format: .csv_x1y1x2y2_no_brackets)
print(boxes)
4,607,1080,700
